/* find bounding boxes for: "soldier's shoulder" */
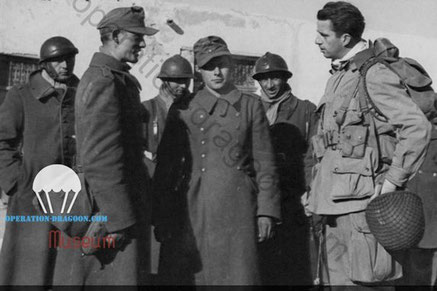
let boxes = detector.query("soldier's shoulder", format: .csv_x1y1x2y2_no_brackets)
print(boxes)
298,98,317,111
80,66,115,89
240,91,261,104
83,65,115,82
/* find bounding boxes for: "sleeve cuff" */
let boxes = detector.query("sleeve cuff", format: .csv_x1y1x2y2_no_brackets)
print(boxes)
385,165,410,188
92,185,137,233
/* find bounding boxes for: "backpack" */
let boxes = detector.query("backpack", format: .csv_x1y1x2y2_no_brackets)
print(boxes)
356,38,437,119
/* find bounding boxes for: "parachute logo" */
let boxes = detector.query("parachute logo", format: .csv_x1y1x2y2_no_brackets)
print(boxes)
32,164,81,214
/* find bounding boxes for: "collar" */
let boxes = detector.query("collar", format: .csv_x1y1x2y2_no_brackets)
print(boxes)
194,86,242,115
281,93,298,119
262,92,298,118
330,40,368,73
28,70,78,100
90,52,131,73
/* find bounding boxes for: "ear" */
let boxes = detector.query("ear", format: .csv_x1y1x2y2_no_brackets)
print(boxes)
112,29,122,44
341,33,352,47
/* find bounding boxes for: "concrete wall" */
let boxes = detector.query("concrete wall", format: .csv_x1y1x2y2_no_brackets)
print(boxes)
1,0,436,104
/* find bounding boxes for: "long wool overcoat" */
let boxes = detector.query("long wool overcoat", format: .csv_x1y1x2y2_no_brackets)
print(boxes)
153,87,281,285
52,52,150,285
258,93,318,285
0,70,78,285
408,126,437,248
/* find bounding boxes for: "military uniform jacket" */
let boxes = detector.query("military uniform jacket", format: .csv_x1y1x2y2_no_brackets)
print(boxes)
0,70,78,285
262,94,317,219
153,87,281,285
55,52,150,285
142,94,170,177
309,55,431,215
75,52,148,232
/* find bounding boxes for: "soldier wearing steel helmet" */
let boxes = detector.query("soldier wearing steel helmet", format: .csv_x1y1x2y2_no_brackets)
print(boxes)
142,54,193,176
142,55,193,279
252,52,318,285
0,36,79,285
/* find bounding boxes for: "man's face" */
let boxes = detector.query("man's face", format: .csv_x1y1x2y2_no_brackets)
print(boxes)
163,78,191,99
43,55,76,83
315,20,347,60
116,31,146,63
258,72,288,100
199,56,233,93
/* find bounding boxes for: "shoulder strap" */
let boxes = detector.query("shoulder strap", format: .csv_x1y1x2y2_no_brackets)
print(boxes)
359,59,389,121
334,76,361,126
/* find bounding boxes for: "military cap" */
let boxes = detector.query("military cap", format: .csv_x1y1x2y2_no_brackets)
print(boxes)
193,36,231,68
97,6,158,36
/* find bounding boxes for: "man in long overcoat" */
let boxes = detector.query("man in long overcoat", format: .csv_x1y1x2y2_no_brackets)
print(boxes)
404,115,437,286
252,52,318,285
0,36,79,285
142,54,193,278
153,36,281,285
52,7,158,285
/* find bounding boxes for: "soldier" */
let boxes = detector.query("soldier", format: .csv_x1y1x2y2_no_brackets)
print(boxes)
252,52,317,285
142,54,193,279
143,54,193,177
404,114,437,286
0,36,79,285
153,36,281,285
52,7,158,285
309,1,431,287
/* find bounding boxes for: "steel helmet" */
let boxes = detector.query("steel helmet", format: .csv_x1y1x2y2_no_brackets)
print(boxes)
365,191,425,252
252,52,292,80
40,36,79,63
158,55,193,79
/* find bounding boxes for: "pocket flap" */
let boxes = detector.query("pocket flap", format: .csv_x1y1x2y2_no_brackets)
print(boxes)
340,126,368,147
333,153,373,176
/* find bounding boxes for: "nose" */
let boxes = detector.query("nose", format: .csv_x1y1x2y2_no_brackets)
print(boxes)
213,66,220,75
315,35,322,45
266,78,273,88
59,60,68,68
139,39,146,49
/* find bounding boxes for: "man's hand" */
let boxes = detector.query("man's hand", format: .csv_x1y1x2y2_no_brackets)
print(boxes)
257,216,274,242
370,179,397,202
106,232,127,249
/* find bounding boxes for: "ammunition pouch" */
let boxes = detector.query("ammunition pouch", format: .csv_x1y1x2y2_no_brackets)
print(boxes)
339,125,369,159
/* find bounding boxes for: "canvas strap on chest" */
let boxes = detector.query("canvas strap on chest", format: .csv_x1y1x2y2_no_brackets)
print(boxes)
334,75,371,127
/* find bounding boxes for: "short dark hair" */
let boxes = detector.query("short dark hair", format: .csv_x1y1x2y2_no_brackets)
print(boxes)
317,1,365,40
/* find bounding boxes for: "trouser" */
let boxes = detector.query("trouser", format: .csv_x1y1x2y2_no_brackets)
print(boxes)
401,248,437,286
321,212,402,289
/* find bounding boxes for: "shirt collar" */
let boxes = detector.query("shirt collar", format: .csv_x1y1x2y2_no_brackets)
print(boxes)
331,40,368,73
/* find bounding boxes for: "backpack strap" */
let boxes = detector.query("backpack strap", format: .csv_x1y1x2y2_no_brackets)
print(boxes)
359,58,389,122
334,76,361,126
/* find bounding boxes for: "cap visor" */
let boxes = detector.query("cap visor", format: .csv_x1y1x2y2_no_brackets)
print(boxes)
197,51,232,68
126,26,159,36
